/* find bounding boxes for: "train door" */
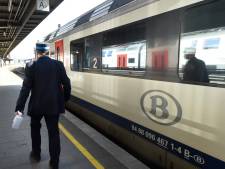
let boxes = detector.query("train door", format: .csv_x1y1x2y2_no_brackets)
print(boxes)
152,49,168,70
55,40,64,62
117,54,127,68
70,41,84,71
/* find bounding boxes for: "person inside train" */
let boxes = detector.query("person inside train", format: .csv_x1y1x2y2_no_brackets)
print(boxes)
182,47,209,83
15,43,71,169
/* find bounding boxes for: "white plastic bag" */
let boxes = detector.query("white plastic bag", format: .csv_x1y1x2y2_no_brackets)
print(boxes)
12,112,23,129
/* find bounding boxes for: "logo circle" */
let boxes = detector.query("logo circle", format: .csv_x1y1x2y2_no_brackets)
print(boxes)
140,90,182,125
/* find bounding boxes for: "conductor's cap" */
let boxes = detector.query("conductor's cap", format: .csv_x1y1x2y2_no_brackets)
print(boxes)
36,43,49,52
184,47,196,55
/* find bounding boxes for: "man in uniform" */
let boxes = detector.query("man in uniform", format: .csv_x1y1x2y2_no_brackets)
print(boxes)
183,47,209,83
15,43,71,169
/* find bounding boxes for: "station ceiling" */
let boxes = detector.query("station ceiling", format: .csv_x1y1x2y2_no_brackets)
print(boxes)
0,0,63,58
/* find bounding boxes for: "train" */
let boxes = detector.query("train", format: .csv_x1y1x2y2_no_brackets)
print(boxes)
44,0,225,169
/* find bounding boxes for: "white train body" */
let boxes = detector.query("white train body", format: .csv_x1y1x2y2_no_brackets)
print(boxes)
45,0,225,168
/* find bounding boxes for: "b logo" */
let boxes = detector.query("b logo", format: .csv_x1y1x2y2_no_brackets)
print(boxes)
140,90,182,125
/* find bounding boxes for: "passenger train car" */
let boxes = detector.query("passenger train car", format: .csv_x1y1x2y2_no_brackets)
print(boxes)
44,0,225,168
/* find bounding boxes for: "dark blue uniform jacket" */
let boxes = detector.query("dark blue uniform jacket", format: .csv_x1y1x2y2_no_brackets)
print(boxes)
15,56,71,116
183,57,209,83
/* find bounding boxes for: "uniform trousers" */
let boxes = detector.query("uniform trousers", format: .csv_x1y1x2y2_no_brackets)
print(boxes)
30,114,60,165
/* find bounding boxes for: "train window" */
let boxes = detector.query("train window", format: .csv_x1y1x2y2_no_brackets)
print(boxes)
179,0,225,85
145,11,180,82
203,38,220,49
70,35,102,72
102,41,146,72
128,58,135,63
83,35,102,70
103,22,145,47
70,41,84,71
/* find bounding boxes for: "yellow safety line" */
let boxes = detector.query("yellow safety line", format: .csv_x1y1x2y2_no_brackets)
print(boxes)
58,123,105,169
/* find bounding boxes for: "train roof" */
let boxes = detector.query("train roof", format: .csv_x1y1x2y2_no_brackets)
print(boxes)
44,0,154,42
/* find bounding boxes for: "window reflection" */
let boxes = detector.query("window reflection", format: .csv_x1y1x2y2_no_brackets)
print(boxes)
102,41,146,70
70,42,84,71
179,27,225,84
179,0,225,85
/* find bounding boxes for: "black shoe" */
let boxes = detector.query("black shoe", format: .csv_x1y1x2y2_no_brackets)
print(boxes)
49,160,59,169
29,151,41,162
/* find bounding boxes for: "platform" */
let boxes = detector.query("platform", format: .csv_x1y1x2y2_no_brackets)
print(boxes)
0,67,149,169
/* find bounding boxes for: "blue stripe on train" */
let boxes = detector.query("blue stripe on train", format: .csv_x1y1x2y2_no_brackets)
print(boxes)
70,96,225,169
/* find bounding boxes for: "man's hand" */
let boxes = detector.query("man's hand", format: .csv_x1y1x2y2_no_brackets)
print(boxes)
15,111,23,116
